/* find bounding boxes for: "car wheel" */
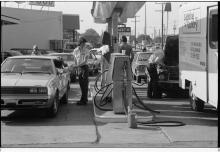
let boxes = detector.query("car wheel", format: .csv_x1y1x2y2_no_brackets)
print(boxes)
62,84,70,104
189,83,204,111
46,93,59,117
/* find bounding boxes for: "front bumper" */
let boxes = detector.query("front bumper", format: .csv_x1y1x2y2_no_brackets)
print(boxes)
1,94,54,110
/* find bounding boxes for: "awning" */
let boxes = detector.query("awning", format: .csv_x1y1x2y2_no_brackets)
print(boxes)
91,2,145,24
1,14,20,25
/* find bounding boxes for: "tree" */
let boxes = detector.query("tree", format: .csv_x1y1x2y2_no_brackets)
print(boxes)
136,34,152,44
81,28,101,48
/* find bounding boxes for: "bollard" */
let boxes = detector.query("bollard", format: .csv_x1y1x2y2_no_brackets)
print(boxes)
127,112,137,129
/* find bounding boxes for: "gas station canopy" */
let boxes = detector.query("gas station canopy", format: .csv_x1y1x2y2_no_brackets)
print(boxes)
1,14,20,25
91,2,145,24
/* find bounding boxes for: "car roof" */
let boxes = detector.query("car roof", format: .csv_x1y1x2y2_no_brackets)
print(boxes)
7,55,59,60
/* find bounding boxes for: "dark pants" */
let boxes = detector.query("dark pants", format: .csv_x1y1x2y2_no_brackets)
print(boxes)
147,63,159,96
147,63,158,82
79,65,89,102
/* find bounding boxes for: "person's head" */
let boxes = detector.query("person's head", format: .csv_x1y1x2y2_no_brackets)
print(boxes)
33,44,38,50
122,36,127,43
78,37,87,48
102,31,111,46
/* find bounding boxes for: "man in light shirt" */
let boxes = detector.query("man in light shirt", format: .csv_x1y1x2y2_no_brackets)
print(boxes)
31,45,41,55
73,37,90,105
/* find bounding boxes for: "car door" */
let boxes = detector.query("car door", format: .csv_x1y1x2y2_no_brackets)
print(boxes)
207,6,218,108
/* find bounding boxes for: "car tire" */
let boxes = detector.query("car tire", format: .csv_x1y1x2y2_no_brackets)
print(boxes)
62,84,70,104
189,83,204,112
46,93,59,117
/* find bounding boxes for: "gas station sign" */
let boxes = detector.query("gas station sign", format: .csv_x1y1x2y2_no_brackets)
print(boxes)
118,27,131,37
29,1,55,7
118,27,131,33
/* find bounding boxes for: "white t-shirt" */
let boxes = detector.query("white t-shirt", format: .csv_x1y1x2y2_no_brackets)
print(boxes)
99,45,109,55
73,46,90,66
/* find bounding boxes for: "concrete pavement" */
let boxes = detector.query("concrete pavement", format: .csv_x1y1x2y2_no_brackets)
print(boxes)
1,77,218,147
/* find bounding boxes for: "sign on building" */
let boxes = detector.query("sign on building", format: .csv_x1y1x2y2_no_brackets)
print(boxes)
29,1,55,7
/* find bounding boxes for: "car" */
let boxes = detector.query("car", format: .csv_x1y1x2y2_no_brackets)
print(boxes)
1,55,70,117
1,50,23,63
132,52,153,83
87,53,100,75
48,53,77,82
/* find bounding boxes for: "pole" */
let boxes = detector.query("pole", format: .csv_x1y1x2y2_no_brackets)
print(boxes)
135,16,136,50
167,12,168,36
162,3,164,50
144,3,146,40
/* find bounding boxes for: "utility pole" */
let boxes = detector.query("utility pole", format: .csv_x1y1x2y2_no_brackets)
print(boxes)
173,20,177,35
155,3,164,49
161,3,164,49
144,3,147,40
131,15,140,50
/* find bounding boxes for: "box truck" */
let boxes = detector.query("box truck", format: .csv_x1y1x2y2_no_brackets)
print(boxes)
179,2,218,111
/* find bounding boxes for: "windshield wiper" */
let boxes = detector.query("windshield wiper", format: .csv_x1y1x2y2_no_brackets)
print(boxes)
1,71,22,74
22,71,51,74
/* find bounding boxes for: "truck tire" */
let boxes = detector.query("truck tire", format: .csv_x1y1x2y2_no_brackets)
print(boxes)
189,83,204,112
46,93,59,117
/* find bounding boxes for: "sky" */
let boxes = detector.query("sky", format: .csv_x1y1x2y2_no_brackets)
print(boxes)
2,1,183,37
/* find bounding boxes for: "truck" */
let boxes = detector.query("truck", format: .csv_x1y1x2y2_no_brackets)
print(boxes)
178,2,218,111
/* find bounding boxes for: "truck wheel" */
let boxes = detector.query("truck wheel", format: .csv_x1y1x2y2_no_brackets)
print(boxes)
137,76,141,83
47,93,59,117
189,83,204,111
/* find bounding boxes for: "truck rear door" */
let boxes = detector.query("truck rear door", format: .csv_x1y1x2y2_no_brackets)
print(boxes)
207,5,218,108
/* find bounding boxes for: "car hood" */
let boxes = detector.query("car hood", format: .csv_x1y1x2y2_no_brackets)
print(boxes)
1,73,54,87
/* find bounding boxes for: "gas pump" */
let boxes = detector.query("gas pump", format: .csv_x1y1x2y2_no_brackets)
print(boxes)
93,53,185,128
108,53,133,114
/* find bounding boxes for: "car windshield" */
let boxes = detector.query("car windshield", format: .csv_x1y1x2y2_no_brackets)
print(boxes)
1,58,54,74
137,53,152,62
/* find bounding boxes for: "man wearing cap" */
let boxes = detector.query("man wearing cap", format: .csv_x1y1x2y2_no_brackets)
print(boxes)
31,45,41,55
73,37,90,105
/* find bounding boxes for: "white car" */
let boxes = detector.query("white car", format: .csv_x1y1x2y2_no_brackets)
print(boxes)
1,56,70,117
132,52,153,83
